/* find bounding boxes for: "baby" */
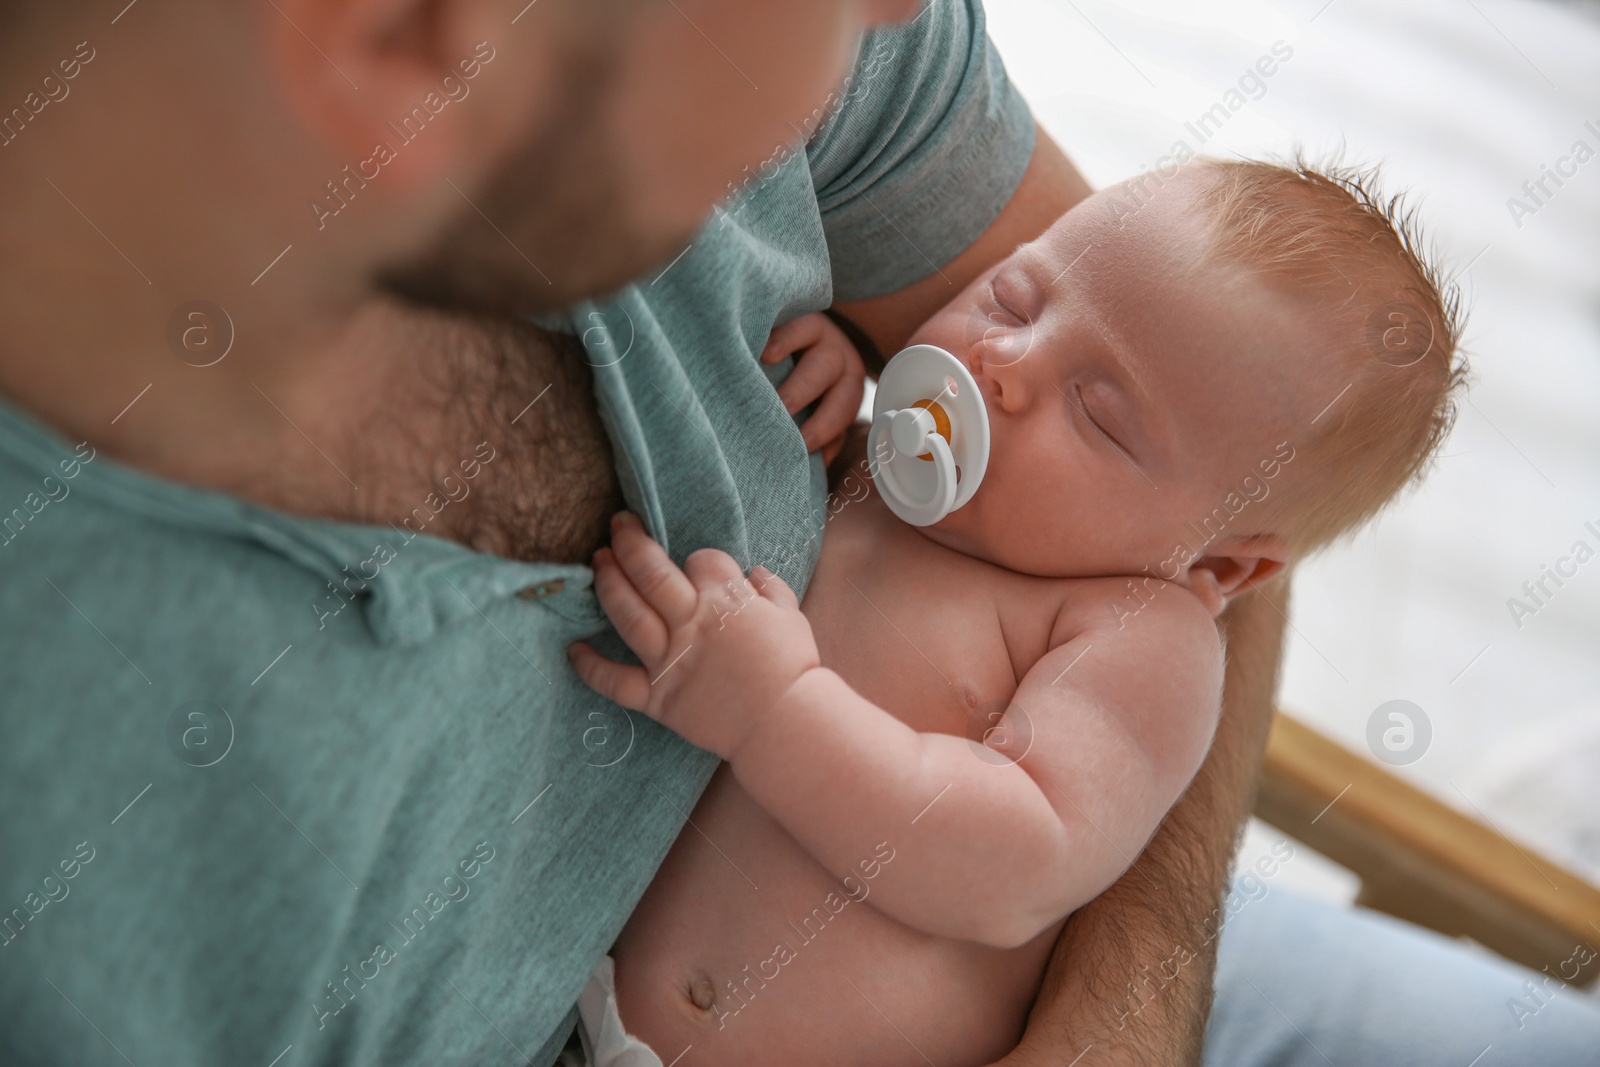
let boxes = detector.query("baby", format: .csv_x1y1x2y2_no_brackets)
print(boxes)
566,159,1463,1067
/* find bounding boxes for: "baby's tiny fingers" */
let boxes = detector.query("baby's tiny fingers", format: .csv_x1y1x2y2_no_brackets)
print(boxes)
750,565,800,611
568,642,654,712
798,375,865,452
760,313,825,364
776,344,843,415
609,512,697,624
684,547,748,594
592,548,670,663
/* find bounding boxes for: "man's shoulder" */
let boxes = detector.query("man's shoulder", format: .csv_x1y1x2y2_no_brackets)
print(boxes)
804,0,1036,303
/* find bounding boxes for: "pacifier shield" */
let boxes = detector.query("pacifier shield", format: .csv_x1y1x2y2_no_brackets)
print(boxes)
869,344,990,526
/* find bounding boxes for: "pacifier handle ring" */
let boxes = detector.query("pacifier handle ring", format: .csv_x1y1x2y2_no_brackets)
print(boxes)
869,412,958,526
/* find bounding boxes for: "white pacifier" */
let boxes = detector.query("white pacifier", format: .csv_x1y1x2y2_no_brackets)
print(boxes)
868,344,990,527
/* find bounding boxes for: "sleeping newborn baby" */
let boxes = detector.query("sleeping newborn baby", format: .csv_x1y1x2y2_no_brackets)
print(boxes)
566,159,1462,1067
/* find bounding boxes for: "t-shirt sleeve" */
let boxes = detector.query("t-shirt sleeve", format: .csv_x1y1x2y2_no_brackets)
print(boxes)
807,0,1036,303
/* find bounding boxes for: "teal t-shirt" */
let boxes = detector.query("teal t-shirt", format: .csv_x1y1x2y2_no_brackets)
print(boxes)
0,3,1033,1064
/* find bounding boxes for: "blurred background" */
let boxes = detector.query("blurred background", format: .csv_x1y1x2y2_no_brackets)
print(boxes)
981,0,1600,933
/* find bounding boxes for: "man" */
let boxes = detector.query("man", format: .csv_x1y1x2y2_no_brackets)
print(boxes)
0,2,1595,1066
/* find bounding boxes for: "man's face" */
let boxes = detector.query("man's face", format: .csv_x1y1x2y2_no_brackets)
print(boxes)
385,0,924,316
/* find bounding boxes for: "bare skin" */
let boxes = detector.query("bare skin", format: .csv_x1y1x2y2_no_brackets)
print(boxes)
834,129,1285,1067
599,483,1215,1067
850,134,1291,1067
572,172,1340,1066
0,0,918,560
0,0,1288,1057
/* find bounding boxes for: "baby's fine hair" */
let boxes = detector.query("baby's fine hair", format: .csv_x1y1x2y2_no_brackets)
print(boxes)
1194,156,1468,557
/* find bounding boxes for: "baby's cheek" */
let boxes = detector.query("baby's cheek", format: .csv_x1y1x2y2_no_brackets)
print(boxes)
908,300,977,355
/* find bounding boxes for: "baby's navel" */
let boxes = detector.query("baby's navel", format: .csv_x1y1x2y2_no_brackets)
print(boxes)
688,974,716,1011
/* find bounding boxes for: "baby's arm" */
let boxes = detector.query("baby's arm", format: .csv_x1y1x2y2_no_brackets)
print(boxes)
569,514,1223,949
742,586,1223,949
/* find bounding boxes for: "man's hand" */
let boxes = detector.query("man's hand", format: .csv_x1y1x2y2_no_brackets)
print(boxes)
567,511,822,761
761,312,866,464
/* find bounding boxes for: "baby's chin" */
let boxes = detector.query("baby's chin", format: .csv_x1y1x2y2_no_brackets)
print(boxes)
915,501,1081,579
910,520,1025,576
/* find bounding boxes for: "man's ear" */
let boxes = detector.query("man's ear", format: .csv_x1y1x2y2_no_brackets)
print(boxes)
1182,534,1289,616
263,0,552,191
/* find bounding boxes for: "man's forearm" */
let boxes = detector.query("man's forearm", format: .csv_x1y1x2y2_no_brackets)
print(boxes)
993,578,1290,1067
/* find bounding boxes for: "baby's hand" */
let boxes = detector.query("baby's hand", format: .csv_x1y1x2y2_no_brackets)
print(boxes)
761,311,866,465
568,512,821,761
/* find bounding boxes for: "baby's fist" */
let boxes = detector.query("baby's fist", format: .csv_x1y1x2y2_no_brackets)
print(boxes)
568,513,821,761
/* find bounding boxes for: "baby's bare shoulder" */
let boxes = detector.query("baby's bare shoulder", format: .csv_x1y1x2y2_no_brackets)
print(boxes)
1048,574,1220,660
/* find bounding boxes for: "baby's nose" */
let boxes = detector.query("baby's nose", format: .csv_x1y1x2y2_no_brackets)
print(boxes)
968,340,1033,413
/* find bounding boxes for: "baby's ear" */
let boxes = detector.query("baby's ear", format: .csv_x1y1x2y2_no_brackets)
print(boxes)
1183,535,1288,616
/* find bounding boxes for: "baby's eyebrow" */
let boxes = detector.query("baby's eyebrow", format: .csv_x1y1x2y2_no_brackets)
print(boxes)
1028,245,1157,421
1094,324,1169,462
1045,241,1095,288
1100,328,1150,407
1069,295,1151,412
1008,241,1060,296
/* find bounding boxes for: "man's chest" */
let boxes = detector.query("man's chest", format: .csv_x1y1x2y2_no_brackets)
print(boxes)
256,147,832,570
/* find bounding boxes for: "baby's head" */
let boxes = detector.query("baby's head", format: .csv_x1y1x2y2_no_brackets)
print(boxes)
906,157,1466,614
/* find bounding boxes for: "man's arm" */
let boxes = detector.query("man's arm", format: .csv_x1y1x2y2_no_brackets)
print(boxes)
831,124,1291,1065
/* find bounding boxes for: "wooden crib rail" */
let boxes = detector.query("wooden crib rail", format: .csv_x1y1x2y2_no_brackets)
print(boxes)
1256,711,1600,988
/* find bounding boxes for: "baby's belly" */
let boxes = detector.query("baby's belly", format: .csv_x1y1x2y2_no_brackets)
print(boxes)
611,764,1061,1067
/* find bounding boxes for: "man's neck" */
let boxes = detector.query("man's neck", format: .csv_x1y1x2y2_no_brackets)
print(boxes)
0,297,355,499
0,158,369,480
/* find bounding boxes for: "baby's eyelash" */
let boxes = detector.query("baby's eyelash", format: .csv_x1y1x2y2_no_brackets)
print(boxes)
1073,383,1133,459
988,279,1026,324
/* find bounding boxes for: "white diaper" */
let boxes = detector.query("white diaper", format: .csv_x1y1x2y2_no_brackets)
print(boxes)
555,954,664,1067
